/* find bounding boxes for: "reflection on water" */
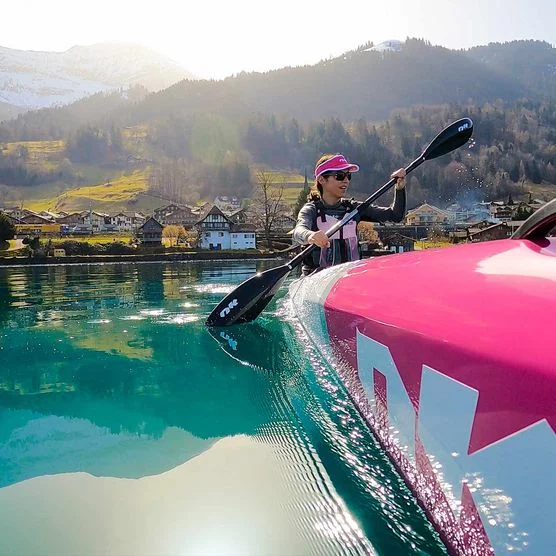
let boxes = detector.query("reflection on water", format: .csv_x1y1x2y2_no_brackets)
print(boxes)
0,261,446,555
210,318,446,556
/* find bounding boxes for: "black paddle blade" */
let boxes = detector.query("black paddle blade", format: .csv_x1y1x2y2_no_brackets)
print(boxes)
423,118,473,161
206,264,291,326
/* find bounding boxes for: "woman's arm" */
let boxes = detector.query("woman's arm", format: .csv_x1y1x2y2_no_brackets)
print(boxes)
357,169,407,223
292,203,330,247
357,187,406,223
292,203,317,244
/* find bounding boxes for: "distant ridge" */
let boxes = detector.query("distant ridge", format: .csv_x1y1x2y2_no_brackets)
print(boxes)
0,42,195,120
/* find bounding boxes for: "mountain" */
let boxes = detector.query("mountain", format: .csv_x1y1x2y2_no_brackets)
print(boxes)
4,39,556,134
108,38,537,124
0,42,195,121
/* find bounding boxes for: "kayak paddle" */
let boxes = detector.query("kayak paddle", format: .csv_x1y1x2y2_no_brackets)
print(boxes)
206,118,473,326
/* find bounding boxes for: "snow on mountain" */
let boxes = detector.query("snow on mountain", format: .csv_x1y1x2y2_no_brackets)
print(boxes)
0,42,195,114
365,40,404,53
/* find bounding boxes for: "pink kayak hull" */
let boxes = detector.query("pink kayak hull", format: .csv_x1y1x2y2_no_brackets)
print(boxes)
289,238,556,555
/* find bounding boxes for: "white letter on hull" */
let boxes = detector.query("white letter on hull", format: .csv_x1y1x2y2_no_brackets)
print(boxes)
356,330,416,464
418,366,556,554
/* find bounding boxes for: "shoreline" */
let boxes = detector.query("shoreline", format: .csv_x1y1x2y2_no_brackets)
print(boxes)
0,251,287,267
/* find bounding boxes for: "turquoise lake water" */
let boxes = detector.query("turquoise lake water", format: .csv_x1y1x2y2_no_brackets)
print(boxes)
0,261,446,555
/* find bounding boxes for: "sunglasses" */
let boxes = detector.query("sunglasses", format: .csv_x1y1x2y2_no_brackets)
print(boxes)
325,171,352,181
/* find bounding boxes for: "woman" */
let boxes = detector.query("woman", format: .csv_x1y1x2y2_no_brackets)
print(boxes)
293,153,406,275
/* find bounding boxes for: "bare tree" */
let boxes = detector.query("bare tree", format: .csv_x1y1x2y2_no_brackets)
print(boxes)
149,158,200,205
249,170,287,249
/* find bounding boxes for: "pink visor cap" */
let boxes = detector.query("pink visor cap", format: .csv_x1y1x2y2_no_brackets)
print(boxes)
314,153,360,179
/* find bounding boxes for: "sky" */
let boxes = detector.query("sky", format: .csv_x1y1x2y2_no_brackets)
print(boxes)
2,0,556,79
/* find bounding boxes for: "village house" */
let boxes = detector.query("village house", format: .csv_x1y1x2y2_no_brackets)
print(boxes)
81,211,114,232
445,202,492,225
469,222,511,242
197,205,232,250
196,201,211,214
196,204,256,250
2,207,35,221
153,203,197,229
489,201,513,222
487,194,549,223
137,217,163,246
230,224,257,249
227,208,247,225
377,231,415,253
10,211,61,236
56,212,84,226
154,203,180,221
19,211,54,225
0,208,51,224
214,196,241,213
405,203,449,226
38,210,62,221
110,211,146,232
449,220,501,243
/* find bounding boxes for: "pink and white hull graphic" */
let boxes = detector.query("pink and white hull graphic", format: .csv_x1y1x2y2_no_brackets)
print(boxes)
289,237,556,555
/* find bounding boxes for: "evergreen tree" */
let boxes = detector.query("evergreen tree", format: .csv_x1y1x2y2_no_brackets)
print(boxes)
293,169,311,218
0,213,16,241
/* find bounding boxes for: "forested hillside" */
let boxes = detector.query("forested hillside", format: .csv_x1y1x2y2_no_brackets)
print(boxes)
464,40,556,97
1,39,555,209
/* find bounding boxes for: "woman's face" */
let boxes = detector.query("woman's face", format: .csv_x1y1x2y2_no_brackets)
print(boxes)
320,171,351,200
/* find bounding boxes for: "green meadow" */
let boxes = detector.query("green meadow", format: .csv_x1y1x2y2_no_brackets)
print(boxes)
2,136,308,213
25,169,151,212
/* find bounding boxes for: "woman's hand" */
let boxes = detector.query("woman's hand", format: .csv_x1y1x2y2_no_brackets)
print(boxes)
307,230,330,248
391,168,407,190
